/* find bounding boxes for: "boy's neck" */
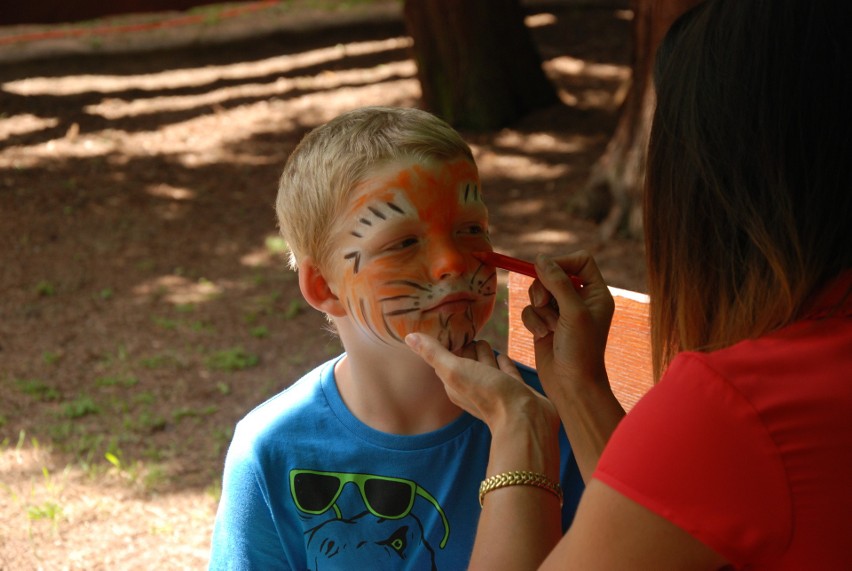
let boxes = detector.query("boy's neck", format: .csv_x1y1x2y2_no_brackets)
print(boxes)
333,346,463,436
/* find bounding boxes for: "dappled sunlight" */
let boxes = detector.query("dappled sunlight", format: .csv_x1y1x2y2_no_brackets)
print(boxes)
0,113,58,141
525,12,557,28
496,197,549,217
240,235,289,268
84,59,415,120
477,150,571,180
145,183,197,201
0,438,56,477
491,130,591,154
520,228,580,245
548,55,629,81
132,275,224,305
0,70,417,169
473,133,605,183
1,440,216,568
2,37,412,96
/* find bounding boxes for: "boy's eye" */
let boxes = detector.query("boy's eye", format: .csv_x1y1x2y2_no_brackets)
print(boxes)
461,224,487,236
386,237,419,251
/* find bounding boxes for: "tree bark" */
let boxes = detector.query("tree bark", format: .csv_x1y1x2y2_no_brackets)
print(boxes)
403,0,559,131
574,0,702,240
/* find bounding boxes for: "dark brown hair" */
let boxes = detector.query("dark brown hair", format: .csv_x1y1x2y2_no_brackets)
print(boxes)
645,0,852,378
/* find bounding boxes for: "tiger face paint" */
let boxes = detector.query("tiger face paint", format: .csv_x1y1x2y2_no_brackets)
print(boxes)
329,157,496,352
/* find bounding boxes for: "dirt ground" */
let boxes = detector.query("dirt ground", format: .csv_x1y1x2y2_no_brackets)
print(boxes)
0,2,640,568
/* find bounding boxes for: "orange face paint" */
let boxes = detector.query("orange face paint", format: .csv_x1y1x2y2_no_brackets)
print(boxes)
331,157,495,351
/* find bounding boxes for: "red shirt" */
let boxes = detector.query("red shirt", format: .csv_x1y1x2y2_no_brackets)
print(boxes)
594,273,852,569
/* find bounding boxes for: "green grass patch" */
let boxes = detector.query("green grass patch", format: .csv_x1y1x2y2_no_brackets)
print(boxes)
15,379,61,401
62,396,100,419
206,348,258,371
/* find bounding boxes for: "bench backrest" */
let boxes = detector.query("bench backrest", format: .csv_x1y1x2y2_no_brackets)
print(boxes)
506,273,655,412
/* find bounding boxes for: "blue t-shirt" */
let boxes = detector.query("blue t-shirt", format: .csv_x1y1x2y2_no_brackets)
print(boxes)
209,354,583,570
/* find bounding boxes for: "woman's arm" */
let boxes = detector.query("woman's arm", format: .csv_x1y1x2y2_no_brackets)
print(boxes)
405,336,564,569
544,479,729,570
522,253,626,481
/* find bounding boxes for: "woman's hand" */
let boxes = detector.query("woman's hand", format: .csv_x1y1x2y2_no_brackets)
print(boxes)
405,336,557,431
523,251,614,395
523,251,625,481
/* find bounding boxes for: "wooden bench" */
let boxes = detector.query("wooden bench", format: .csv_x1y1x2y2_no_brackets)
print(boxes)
506,272,655,412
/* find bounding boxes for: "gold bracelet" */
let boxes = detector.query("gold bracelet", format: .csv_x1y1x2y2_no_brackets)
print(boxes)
478,470,563,508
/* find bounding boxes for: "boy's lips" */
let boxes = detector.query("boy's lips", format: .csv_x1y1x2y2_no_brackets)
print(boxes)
423,293,477,313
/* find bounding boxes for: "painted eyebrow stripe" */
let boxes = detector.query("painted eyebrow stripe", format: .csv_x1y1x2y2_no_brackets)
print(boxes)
368,206,386,220
463,183,481,203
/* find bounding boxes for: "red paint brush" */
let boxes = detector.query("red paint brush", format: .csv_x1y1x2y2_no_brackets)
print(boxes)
473,251,583,290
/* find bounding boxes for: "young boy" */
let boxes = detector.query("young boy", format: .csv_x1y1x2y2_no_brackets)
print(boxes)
209,106,583,569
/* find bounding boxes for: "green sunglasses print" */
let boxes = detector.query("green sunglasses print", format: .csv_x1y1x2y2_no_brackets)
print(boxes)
290,469,450,549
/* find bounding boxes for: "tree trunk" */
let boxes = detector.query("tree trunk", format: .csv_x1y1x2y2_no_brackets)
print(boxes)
403,0,559,131
574,0,702,240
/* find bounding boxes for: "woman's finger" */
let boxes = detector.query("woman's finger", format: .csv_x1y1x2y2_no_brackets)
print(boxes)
496,352,523,381
405,332,461,380
522,304,556,339
474,339,499,368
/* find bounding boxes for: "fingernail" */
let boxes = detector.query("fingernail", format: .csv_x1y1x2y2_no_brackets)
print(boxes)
531,325,549,340
531,287,546,307
535,253,555,271
404,333,420,350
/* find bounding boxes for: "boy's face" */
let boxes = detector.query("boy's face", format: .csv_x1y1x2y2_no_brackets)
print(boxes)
328,157,496,352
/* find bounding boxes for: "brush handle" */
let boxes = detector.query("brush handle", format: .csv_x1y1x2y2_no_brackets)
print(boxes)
475,251,583,290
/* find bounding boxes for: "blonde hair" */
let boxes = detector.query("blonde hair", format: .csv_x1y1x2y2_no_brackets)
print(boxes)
276,106,475,272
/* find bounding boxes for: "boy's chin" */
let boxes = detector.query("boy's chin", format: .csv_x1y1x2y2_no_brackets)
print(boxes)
389,327,482,355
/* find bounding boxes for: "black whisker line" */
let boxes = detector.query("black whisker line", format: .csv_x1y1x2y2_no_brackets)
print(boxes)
348,299,376,339
464,184,470,202
360,298,392,345
350,231,363,238
386,201,404,214
359,218,372,226
470,264,497,289
379,295,419,302
384,308,420,316
382,314,403,343
385,280,430,292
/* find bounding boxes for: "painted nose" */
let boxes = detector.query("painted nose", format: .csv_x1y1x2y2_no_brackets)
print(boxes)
429,240,467,281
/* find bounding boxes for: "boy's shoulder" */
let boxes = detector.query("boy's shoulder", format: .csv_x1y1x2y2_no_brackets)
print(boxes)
234,354,343,439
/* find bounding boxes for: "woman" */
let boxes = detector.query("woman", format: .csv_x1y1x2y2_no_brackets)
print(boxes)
406,0,852,568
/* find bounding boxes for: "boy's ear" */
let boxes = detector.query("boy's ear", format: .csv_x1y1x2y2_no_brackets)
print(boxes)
298,258,346,317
